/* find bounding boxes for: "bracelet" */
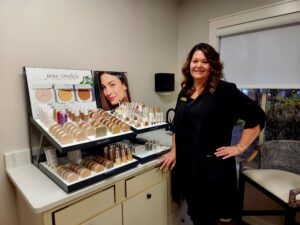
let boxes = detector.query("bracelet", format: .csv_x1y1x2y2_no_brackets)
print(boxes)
235,144,244,154
170,145,176,151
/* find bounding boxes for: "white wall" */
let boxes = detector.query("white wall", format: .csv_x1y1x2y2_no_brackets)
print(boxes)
0,0,286,225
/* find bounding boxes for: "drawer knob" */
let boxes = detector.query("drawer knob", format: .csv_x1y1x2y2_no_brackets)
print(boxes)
146,193,152,199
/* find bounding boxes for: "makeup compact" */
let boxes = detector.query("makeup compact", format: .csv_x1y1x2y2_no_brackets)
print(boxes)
75,84,93,102
54,84,75,103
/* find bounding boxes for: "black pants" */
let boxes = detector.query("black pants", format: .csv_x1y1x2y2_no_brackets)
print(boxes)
186,196,218,225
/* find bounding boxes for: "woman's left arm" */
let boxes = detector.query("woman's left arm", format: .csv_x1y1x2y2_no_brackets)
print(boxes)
215,83,266,159
215,125,261,159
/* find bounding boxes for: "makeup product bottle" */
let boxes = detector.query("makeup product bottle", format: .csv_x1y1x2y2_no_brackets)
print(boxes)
131,146,136,154
74,108,80,123
68,149,82,163
155,107,161,123
109,147,116,162
115,149,121,165
57,106,61,125
104,146,109,159
53,103,57,122
121,147,127,163
82,107,89,122
45,148,58,168
126,147,133,161
60,110,67,127
149,108,155,124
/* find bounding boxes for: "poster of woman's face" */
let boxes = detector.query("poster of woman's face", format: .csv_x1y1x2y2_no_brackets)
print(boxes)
94,71,131,110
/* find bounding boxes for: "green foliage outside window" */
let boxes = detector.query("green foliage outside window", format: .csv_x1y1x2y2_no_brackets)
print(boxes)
265,90,300,141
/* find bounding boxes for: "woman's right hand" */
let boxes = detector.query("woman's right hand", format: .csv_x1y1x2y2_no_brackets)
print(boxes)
159,148,176,172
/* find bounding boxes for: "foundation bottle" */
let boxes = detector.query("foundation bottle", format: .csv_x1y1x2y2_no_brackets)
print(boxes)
74,108,80,123
126,147,133,161
121,147,127,163
53,103,57,122
115,149,121,165
104,146,109,159
82,107,89,122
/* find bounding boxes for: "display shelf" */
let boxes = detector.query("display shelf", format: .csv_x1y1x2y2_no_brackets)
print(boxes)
132,146,170,164
29,117,169,192
128,122,168,134
109,139,170,164
30,117,135,153
39,159,138,193
29,115,168,192
109,109,168,135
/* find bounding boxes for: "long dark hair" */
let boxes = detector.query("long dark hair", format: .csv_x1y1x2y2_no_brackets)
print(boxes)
181,43,223,95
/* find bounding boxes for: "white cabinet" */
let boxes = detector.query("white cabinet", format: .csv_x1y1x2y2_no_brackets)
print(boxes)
123,180,167,225
80,204,122,225
40,167,168,225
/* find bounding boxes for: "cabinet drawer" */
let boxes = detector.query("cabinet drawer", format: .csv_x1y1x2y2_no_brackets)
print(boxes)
126,168,162,197
80,204,122,225
54,186,115,225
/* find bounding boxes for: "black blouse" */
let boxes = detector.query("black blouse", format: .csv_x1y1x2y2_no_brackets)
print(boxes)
171,80,266,217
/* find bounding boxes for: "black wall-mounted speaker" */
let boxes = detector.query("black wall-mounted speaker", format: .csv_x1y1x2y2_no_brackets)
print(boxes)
155,73,175,92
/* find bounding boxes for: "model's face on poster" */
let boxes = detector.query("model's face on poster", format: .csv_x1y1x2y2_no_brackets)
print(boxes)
100,73,128,105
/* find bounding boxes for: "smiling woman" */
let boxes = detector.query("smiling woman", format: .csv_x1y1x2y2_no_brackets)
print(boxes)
160,43,266,225
94,71,131,110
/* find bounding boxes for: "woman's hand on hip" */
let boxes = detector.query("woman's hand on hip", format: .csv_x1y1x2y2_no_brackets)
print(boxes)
214,145,241,159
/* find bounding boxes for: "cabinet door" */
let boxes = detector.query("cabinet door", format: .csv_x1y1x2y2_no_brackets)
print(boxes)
123,181,167,225
80,204,122,225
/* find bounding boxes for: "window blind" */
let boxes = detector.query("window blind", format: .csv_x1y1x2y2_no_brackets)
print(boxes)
219,22,300,88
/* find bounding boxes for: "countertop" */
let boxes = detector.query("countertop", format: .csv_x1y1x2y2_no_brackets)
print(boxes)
5,129,172,214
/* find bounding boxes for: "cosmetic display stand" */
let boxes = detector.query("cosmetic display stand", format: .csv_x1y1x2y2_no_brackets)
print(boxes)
29,115,167,192
24,66,169,193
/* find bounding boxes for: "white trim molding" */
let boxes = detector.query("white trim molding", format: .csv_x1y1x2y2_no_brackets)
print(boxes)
208,0,300,48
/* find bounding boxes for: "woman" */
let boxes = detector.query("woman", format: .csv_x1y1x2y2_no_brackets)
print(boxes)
160,43,266,225
99,71,131,110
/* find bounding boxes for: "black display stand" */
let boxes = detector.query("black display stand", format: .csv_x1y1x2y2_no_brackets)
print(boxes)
25,66,169,193
29,116,168,193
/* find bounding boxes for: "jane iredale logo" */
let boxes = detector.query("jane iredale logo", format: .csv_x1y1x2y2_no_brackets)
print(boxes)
45,73,80,80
